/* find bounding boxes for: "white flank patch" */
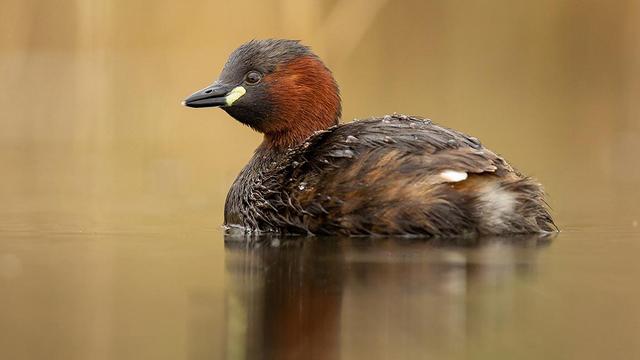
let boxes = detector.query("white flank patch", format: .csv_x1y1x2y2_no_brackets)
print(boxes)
225,86,246,106
479,183,516,229
440,170,468,183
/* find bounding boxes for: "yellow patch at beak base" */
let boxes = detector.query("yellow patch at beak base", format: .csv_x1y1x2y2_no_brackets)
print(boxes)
225,86,246,106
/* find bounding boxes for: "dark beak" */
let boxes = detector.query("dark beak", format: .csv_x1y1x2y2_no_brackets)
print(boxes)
182,82,233,108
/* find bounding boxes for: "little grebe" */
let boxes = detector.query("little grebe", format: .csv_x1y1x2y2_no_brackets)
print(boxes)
184,39,556,236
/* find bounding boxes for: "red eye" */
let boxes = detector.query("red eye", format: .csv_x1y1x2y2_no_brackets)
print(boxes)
245,71,262,85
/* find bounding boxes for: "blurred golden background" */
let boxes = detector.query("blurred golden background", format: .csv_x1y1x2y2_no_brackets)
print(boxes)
2,0,639,231
2,2,640,359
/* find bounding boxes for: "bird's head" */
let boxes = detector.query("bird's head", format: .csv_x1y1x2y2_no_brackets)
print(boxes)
183,39,341,148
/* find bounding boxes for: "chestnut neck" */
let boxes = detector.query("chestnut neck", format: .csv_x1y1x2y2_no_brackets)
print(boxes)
260,56,341,151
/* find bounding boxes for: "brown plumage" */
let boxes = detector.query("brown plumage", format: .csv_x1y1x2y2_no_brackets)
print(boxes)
184,39,556,237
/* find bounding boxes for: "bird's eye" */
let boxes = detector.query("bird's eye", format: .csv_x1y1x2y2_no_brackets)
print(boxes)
245,71,262,85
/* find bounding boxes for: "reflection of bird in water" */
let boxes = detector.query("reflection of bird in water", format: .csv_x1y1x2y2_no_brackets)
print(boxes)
185,39,556,237
223,235,550,359
225,237,346,360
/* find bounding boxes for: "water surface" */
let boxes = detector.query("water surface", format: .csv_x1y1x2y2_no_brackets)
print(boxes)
2,228,639,359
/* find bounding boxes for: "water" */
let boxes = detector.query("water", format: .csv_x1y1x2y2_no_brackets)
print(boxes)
2,0,640,358
2,229,640,359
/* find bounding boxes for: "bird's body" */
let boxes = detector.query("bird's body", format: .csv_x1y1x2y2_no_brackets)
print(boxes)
224,115,554,236
184,39,556,237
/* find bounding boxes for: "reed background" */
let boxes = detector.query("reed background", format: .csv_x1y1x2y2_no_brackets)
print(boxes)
2,0,639,231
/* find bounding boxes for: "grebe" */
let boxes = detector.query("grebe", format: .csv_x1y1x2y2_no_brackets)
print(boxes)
184,39,556,236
